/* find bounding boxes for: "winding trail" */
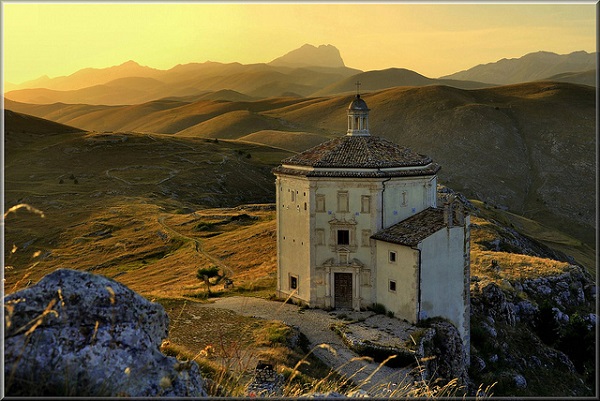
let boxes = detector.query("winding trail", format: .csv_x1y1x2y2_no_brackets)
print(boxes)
200,296,416,396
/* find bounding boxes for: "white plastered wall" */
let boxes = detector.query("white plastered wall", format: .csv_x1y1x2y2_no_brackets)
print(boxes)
276,175,312,304
381,176,437,228
374,241,419,322
419,223,469,347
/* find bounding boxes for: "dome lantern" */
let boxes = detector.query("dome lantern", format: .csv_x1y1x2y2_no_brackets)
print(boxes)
347,81,370,136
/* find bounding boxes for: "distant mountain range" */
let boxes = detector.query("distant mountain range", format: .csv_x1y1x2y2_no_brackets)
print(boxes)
4,45,595,105
441,50,597,86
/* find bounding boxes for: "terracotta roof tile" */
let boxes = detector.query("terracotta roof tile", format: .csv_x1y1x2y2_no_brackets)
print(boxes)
281,135,433,169
372,207,450,246
272,165,440,178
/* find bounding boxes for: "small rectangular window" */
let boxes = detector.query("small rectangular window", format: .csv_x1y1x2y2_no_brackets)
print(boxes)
291,191,296,202
316,194,326,212
389,280,397,292
337,229,350,245
337,192,349,213
290,275,298,290
389,251,397,263
361,195,371,213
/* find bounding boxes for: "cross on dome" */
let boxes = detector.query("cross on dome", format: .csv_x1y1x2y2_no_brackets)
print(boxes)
355,80,361,95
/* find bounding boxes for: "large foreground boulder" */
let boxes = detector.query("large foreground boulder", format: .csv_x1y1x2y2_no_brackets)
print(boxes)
4,269,206,397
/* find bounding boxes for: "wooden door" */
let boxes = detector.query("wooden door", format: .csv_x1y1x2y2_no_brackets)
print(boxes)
334,273,353,309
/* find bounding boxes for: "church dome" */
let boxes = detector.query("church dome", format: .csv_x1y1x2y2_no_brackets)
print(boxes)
273,135,440,178
348,94,369,111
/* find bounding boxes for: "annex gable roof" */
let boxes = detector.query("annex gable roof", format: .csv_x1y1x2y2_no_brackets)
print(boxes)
371,207,454,246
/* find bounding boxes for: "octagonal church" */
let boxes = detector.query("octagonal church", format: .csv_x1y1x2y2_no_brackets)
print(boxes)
273,93,470,348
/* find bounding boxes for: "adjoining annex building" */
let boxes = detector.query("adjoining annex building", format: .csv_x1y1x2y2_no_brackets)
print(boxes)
273,93,470,351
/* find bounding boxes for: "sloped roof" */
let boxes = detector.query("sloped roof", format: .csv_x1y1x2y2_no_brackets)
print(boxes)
278,135,435,169
372,207,450,246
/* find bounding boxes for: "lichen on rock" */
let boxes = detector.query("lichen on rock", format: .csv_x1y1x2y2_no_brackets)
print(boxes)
4,268,206,397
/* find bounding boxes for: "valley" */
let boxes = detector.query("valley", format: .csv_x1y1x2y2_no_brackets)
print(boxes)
3,102,596,396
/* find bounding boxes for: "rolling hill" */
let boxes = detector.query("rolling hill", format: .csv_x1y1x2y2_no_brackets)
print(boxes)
4,110,595,399
3,108,291,291
313,68,494,96
4,45,362,105
5,80,596,258
541,69,596,87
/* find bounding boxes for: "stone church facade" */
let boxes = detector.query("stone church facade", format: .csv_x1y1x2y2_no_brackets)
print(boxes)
273,94,470,352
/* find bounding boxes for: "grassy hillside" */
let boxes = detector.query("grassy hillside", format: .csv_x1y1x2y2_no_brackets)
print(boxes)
4,111,594,397
5,108,594,295
4,111,291,295
237,130,328,153
5,80,595,262
3,109,84,134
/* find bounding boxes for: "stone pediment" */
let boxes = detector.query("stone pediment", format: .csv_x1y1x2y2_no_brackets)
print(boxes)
328,217,357,225
318,257,364,269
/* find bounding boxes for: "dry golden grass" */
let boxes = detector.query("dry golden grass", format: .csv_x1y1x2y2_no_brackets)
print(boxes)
4,201,278,300
470,202,595,275
471,250,570,282
469,215,571,288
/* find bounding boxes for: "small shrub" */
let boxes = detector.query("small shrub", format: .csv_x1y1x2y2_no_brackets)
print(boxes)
194,222,217,231
254,322,292,346
368,303,387,315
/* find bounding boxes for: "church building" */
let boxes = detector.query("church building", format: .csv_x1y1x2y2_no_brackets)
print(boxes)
273,93,470,350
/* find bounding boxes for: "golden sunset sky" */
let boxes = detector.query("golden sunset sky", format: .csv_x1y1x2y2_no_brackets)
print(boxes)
2,2,597,85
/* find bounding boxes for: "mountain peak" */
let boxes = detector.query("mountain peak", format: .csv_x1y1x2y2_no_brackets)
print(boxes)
269,43,345,68
120,60,141,67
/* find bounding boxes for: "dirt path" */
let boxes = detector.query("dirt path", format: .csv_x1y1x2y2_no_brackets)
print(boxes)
200,296,416,396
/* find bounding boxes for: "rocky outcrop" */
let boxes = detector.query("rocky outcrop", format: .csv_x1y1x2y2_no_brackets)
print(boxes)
4,269,206,397
469,264,596,396
473,265,594,325
332,317,467,387
419,320,469,386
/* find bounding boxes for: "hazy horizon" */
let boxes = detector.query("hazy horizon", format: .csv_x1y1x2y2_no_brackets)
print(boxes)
2,2,597,86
